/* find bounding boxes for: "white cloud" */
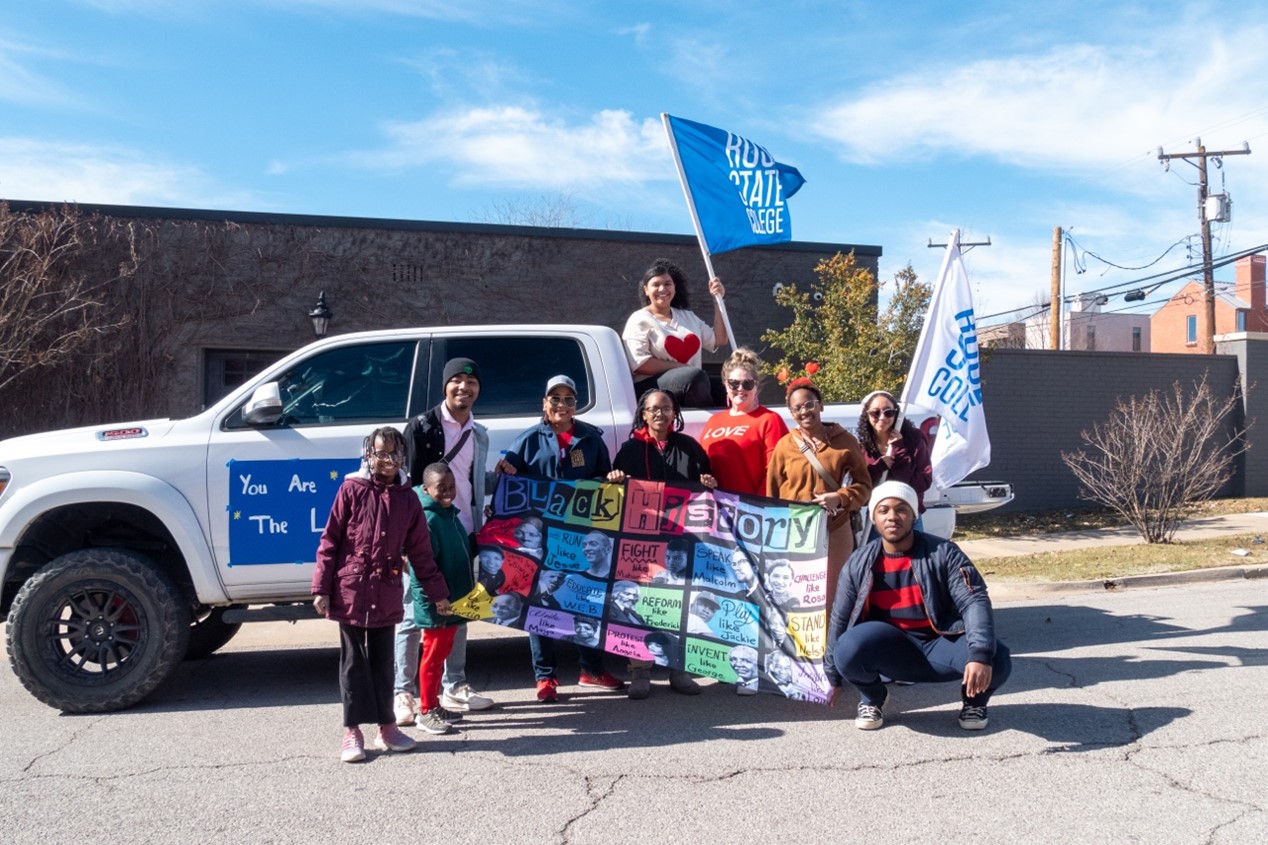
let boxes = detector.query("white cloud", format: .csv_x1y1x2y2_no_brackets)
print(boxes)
396,49,537,102
79,0,480,19
0,33,80,107
344,106,672,189
812,26,1268,175
0,137,257,208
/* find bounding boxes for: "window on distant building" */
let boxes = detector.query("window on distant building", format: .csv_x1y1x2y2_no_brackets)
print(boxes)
204,349,289,408
1132,327,1142,352
1237,310,1247,332
1086,325,1096,351
1186,315,1198,345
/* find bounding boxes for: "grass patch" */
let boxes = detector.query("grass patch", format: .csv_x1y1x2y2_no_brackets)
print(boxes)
956,497,1268,541
977,533,1268,582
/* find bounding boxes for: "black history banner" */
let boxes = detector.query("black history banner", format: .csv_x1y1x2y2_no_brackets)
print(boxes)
450,475,832,702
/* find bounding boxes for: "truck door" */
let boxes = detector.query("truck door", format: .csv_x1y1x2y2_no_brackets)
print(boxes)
205,338,423,600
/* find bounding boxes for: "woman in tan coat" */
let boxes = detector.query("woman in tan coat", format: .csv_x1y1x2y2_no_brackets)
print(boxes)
766,378,871,610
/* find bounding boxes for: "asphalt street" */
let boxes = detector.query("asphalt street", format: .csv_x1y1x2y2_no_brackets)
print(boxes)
2,577,1266,845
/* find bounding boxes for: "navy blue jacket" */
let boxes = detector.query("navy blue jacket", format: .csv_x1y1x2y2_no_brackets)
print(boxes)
505,418,612,480
824,531,998,686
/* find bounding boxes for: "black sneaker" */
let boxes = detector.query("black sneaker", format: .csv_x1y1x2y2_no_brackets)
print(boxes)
958,703,989,730
430,704,464,724
855,700,885,730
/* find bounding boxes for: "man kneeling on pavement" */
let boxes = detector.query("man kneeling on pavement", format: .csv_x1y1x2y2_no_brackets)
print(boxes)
825,481,1012,731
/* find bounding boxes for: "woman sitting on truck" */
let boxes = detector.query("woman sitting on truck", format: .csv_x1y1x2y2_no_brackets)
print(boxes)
855,389,932,530
622,258,728,408
699,348,787,496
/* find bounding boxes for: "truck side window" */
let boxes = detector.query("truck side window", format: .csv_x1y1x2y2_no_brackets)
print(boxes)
429,337,591,417
224,341,417,429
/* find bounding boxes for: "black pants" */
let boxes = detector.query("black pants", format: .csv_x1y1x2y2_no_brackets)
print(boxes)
339,623,395,728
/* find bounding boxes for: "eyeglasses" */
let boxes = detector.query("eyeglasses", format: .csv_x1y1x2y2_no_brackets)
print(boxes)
644,406,675,416
369,451,402,463
547,395,577,407
789,400,819,413
726,379,756,391
868,408,898,420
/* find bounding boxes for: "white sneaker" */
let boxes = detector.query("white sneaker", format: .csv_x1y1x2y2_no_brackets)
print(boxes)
393,691,417,726
441,683,494,712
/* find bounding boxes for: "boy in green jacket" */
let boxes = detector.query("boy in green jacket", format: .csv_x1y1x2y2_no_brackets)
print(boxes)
411,462,477,736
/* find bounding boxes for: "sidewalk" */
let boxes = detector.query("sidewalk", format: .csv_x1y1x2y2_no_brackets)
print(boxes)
960,511,1268,600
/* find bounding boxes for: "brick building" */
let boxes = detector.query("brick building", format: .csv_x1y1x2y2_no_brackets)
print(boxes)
1151,254,1267,353
0,200,880,436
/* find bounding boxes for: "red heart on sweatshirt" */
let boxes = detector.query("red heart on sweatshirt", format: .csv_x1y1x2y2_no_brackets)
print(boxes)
663,333,701,364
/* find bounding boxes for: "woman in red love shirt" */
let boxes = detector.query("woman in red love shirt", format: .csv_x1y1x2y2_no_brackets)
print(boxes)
699,347,788,495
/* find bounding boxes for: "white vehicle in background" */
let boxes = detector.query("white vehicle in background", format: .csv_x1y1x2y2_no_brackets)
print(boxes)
0,325,1011,713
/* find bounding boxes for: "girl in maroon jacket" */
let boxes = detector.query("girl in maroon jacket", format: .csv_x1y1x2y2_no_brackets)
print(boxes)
312,426,451,763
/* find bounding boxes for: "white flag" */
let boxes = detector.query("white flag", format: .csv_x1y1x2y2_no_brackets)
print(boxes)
901,229,990,489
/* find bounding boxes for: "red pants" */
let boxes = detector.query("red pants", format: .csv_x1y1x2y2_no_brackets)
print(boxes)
419,626,459,712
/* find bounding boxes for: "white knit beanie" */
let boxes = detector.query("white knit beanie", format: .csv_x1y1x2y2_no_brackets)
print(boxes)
869,480,919,514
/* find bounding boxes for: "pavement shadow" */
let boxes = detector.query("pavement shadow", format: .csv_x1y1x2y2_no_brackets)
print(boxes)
120,635,841,746
998,602,1268,651
875,696,1190,751
992,602,1268,694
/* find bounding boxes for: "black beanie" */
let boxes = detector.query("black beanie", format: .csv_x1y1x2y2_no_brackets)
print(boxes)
442,357,481,384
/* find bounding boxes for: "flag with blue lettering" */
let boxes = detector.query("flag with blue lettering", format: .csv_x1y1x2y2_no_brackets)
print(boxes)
901,229,990,489
663,114,805,255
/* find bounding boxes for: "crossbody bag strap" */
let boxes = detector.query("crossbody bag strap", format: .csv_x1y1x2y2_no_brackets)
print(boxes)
443,427,474,464
795,432,843,491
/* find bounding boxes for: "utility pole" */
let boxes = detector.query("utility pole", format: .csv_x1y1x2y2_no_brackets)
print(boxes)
1050,226,1062,350
1158,139,1251,354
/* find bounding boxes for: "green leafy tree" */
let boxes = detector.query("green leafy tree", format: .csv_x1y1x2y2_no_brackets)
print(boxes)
761,252,932,402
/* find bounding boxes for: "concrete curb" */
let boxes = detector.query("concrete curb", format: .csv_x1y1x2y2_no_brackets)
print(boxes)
989,562,1268,602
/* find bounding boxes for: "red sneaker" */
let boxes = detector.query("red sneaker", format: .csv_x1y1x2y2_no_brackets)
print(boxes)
578,671,624,691
535,678,559,702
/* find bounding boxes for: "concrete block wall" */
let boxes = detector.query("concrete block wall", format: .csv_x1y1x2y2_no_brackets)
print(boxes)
975,348,1242,511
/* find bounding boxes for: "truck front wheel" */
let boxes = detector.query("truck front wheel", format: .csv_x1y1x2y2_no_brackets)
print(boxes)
5,549,191,713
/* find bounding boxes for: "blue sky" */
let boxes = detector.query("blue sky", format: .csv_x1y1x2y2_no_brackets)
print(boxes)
4,1,1268,322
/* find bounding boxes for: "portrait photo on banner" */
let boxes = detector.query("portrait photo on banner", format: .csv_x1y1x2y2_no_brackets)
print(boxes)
450,474,833,702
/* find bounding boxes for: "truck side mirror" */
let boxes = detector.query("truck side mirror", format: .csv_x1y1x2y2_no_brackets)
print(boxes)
243,382,284,426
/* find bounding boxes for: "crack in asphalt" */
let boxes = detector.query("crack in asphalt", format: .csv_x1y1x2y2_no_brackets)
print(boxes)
17,714,106,775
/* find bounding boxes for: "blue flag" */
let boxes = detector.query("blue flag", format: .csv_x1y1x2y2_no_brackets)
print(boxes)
664,114,806,255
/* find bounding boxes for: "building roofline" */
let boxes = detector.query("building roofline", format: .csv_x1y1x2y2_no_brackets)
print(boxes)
0,198,882,257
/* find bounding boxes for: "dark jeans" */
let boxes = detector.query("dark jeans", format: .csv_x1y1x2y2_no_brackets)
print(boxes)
338,623,396,728
833,620,1012,707
529,633,607,681
633,366,712,409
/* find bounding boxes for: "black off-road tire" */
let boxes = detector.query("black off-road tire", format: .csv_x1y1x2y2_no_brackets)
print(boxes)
5,549,191,713
184,606,243,660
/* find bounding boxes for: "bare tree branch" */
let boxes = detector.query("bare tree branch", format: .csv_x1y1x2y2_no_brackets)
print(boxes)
1061,374,1249,543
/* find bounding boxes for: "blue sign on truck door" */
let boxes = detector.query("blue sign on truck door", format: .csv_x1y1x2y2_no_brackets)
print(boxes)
226,458,360,565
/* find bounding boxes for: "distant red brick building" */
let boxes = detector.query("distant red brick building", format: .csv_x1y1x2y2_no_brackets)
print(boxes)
1151,254,1267,353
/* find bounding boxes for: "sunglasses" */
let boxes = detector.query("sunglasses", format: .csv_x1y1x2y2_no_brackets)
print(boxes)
868,408,898,420
547,395,577,407
726,379,757,391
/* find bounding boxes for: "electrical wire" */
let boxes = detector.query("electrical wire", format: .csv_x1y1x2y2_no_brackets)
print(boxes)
1065,232,1191,273
976,240,1268,324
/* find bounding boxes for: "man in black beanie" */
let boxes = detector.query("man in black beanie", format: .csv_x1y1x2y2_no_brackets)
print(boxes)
395,357,497,722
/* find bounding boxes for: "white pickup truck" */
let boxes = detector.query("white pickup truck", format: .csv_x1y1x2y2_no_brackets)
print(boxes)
0,324,1011,712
